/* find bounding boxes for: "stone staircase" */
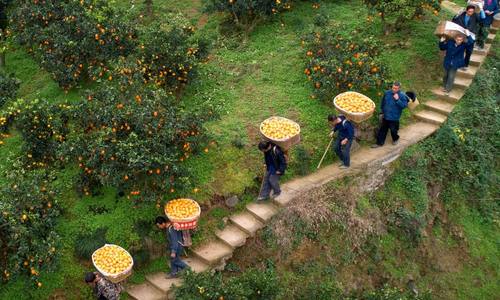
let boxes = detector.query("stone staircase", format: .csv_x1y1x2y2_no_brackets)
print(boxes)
125,3,497,299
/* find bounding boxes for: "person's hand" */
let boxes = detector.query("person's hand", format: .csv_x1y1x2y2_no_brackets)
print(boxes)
170,252,176,258
341,138,348,145
329,131,334,138
440,36,446,42
276,171,282,175
465,29,470,36
393,93,399,100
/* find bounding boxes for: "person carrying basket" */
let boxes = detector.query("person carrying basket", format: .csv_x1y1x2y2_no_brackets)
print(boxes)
257,141,287,201
155,216,189,278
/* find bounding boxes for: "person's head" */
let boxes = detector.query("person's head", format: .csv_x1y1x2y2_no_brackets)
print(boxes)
454,35,465,45
84,272,97,286
258,141,272,152
465,5,476,16
155,216,170,229
391,81,401,94
327,114,341,126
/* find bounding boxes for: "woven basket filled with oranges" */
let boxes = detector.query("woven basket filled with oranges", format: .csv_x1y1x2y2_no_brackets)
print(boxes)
333,91,376,123
92,244,134,283
165,198,201,230
260,116,301,150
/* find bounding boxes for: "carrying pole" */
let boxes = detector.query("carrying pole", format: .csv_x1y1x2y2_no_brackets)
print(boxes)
317,137,334,169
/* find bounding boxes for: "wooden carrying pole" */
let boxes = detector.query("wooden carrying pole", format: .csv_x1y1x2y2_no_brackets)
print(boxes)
317,137,334,169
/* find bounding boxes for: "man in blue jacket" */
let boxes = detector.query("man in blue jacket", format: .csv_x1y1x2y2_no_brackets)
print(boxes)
452,5,486,69
155,216,188,278
257,141,287,201
328,114,355,169
477,0,499,49
372,82,408,148
439,34,473,94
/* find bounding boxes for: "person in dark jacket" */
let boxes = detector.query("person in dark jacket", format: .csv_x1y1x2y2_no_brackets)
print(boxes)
439,35,473,93
155,216,188,278
257,141,286,201
85,272,123,300
372,82,408,148
477,1,499,48
328,114,354,169
452,5,486,69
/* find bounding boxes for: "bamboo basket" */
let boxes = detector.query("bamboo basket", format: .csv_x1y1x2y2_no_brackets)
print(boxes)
92,244,134,283
434,21,469,40
259,116,301,150
333,91,375,123
165,198,201,230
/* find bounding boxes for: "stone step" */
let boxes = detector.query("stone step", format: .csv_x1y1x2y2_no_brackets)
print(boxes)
215,224,249,249
453,76,473,89
473,43,491,56
192,241,233,266
246,202,279,223
126,282,166,300
145,273,182,294
272,187,298,207
491,27,498,34
470,53,485,67
414,110,447,125
229,211,264,236
431,87,464,103
184,256,210,273
486,33,495,43
456,65,479,79
423,100,454,115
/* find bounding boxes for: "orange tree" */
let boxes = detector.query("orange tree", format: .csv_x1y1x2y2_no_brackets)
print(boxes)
204,0,292,34
0,167,61,287
0,71,19,109
2,99,72,166
302,26,387,102
62,82,214,201
11,0,137,90
363,0,442,34
115,22,209,96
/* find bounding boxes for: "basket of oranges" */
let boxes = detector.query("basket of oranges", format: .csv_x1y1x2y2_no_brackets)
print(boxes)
165,198,201,230
260,116,301,150
92,244,134,283
333,91,376,123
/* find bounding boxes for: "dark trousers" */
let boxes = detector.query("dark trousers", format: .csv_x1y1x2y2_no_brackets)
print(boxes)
464,41,474,67
170,251,188,275
443,67,457,92
259,171,281,198
376,119,400,145
477,24,489,48
333,137,352,167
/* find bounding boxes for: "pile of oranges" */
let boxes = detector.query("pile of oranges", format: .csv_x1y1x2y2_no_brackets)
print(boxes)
260,117,300,140
335,92,374,113
92,245,133,275
165,198,200,220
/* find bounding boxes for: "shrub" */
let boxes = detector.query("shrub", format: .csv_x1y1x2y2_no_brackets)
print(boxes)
204,0,292,34
12,0,137,89
0,166,61,286
303,26,387,102
387,207,424,246
62,83,213,200
0,72,20,108
173,265,281,299
363,0,442,34
74,227,108,260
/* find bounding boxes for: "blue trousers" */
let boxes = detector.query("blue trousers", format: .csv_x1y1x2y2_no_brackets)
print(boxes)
259,171,281,198
333,137,352,167
170,251,188,275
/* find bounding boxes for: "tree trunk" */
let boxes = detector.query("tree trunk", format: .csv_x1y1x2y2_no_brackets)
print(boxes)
0,52,5,69
144,0,153,17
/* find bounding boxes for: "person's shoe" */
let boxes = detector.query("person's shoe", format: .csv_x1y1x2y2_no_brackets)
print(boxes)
339,165,349,169
371,144,382,148
338,162,345,167
165,273,177,279
271,192,281,199
256,196,268,201
460,67,468,71
443,89,450,95
392,140,399,145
